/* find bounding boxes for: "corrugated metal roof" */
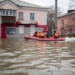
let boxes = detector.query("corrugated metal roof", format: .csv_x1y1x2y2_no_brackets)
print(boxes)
0,0,46,8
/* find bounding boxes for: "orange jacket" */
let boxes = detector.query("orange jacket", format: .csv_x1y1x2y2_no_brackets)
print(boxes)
54,33,59,37
38,32,45,37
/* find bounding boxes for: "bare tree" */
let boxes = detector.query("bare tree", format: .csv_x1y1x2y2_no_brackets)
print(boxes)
47,6,55,36
47,6,62,36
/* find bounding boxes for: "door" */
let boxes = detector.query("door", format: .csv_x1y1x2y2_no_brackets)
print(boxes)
30,25,35,36
19,26,24,37
61,28,64,37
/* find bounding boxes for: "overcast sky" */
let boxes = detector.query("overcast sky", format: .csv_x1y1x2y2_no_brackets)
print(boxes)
21,0,69,13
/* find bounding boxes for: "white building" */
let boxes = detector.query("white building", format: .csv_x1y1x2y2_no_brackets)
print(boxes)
0,0,48,38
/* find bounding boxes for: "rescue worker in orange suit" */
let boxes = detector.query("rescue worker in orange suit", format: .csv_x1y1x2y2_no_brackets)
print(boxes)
37,32,45,38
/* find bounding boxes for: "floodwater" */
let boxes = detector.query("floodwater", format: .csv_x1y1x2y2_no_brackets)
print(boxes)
0,38,75,75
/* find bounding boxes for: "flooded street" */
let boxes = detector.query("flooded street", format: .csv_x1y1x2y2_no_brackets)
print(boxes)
0,38,75,75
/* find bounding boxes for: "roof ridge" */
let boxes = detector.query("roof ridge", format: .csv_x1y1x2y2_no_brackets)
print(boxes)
10,0,45,8
0,0,48,9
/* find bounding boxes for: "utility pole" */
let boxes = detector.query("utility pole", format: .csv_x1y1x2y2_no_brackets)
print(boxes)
55,0,57,32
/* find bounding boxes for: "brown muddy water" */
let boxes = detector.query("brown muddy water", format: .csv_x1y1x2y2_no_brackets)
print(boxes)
0,38,75,75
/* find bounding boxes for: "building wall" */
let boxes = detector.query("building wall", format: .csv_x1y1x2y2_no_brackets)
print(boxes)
0,0,48,38
0,14,1,38
0,17,1,38
0,11,2,37
0,1,47,25
16,8,47,25
57,13,75,36
0,1,17,10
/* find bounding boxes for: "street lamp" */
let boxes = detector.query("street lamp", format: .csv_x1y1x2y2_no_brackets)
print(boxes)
55,0,57,32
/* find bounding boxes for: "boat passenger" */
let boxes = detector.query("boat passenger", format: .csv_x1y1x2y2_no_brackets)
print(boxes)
53,31,59,38
33,32,37,37
45,31,50,38
38,32,45,38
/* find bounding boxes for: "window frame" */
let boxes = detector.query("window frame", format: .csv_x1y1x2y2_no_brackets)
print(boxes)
18,12,24,20
30,13,35,20
2,10,16,16
6,27,16,35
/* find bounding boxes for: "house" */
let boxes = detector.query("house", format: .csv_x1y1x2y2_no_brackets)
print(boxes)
0,0,48,38
57,10,75,37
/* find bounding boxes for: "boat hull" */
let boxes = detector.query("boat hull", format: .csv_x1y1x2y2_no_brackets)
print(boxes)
24,35,65,41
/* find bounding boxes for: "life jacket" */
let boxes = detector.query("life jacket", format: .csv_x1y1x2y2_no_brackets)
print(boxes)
39,32,45,37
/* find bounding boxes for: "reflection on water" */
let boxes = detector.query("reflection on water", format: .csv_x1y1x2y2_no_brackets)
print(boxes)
0,38,75,75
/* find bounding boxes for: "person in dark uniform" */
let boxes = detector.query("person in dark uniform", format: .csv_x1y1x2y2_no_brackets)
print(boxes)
46,31,50,38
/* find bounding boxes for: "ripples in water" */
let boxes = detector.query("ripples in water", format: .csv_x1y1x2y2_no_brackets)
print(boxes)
0,38,75,75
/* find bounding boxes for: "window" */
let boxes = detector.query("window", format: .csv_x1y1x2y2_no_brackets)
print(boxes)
2,10,16,16
2,10,5,15
19,12,24,20
61,20,64,25
19,26,24,34
6,10,8,16
6,28,16,35
30,13,35,20
10,10,12,15
13,10,16,16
